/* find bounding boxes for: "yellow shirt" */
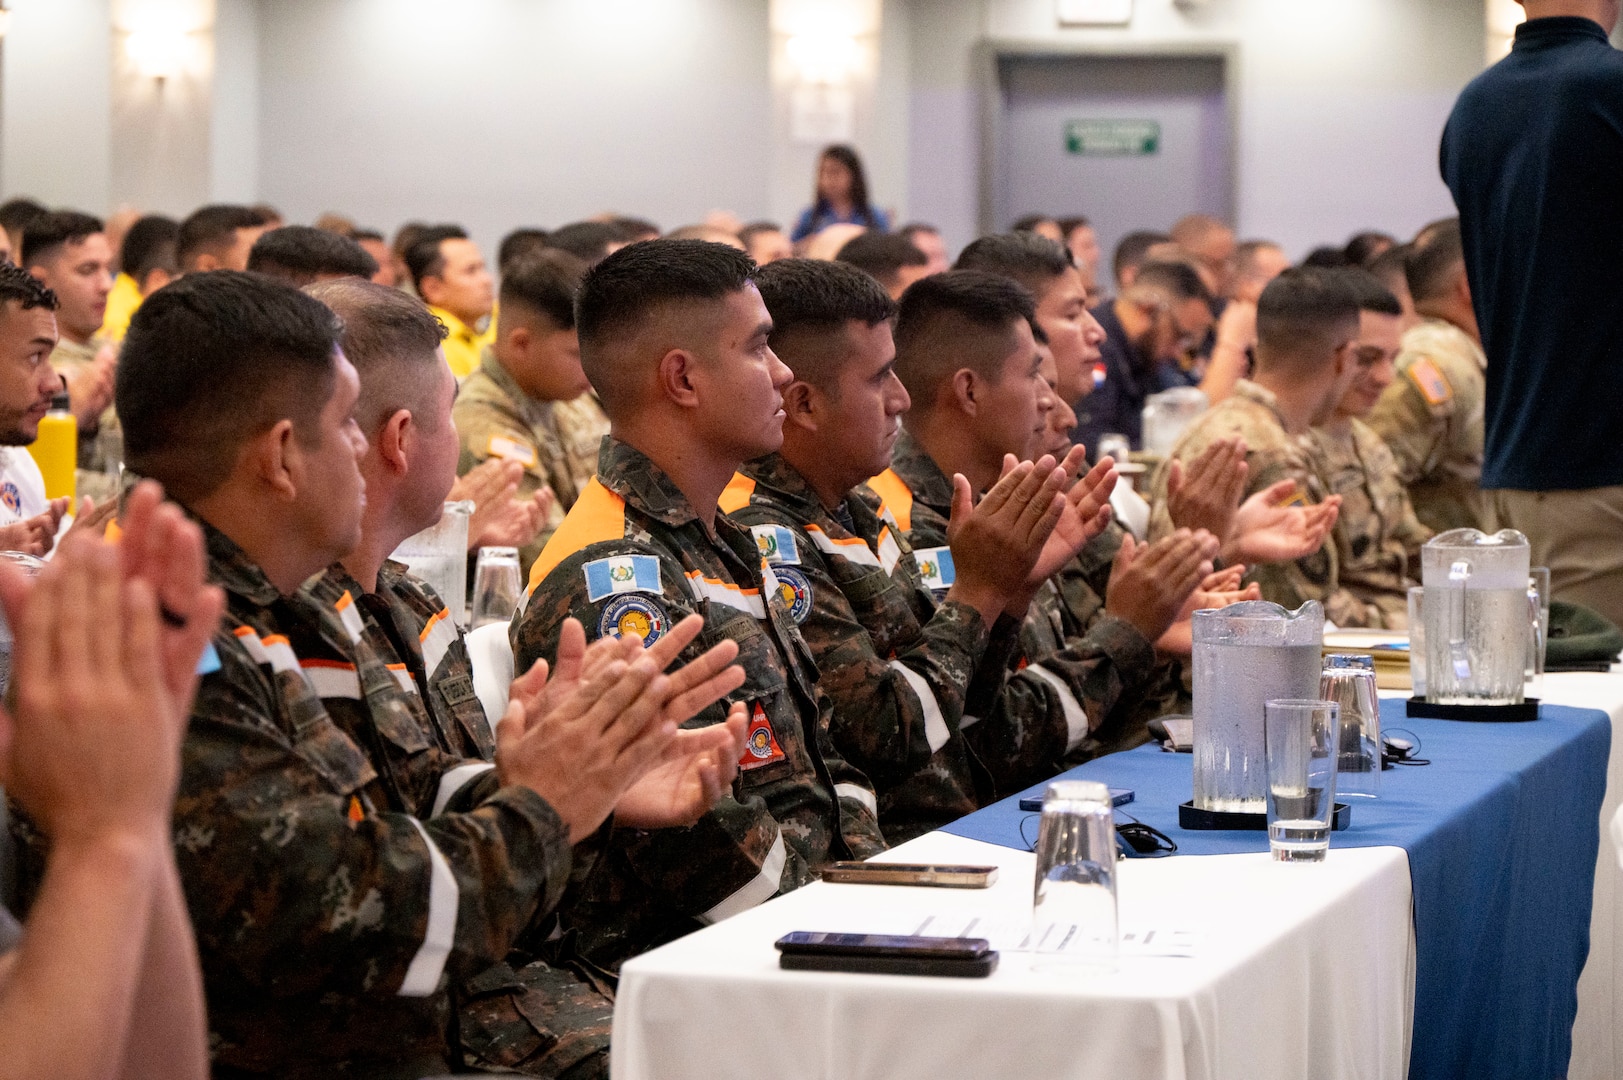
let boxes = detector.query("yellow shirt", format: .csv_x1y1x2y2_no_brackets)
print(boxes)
427,305,494,380
100,272,143,341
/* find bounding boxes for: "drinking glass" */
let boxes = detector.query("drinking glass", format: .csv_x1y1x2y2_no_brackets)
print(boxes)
1321,654,1380,799
470,547,524,630
1031,780,1118,971
1408,586,1426,698
1095,433,1132,467
1527,567,1551,697
1263,699,1340,863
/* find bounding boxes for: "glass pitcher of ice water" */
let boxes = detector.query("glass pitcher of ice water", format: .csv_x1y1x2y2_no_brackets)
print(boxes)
1421,528,1531,705
1192,600,1325,813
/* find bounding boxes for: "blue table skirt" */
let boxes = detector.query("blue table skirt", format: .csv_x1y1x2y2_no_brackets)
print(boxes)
942,700,1611,1080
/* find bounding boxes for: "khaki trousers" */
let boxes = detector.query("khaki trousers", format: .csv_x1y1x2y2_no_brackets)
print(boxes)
1485,486,1623,630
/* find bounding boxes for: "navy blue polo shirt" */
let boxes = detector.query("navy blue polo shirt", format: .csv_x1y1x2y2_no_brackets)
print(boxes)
1440,16,1623,490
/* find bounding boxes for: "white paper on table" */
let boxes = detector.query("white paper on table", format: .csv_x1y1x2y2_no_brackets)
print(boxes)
783,908,1201,957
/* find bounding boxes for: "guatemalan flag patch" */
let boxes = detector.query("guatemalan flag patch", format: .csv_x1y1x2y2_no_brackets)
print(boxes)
583,554,663,602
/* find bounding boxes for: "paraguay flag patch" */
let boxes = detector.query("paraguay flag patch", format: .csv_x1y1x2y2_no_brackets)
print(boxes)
583,555,663,601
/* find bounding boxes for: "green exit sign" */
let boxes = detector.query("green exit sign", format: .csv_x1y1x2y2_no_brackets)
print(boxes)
1065,119,1161,156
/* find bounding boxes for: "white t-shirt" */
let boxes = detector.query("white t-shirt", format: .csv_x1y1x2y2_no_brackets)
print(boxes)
0,448,48,529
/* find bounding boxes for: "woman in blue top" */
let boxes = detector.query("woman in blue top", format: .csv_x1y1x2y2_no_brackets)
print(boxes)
790,145,891,242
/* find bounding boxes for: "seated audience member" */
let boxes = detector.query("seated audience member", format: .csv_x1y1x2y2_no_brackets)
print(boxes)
1231,240,1291,305
0,488,221,1080
609,217,662,246
176,204,268,274
792,144,891,241
1314,269,1430,628
1073,259,1214,453
1057,216,1102,298
101,215,179,341
247,226,378,287
665,224,745,250
739,222,793,267
1367,244,1418,332
898,222,951,276
305,277,747,1077
0,266,72,555
867,271,1217,786
835,232,930,300
1170,214,1238,298
1011,214,1065,243
454,250,608,572
390,222,429,294
22,211,118,473
1111,229,1171,293
1149,268,1364,622
70,269,744,1078
544,221,625,266
350,229,396,287
406,224,495,379
801,222,867,262
515,240,889,973
1366,220,1486,533
498,227,551,274
1344,230,1397,267
0,199,46,263
248,204,284,230
1301,246,1352,269
311,212,356,237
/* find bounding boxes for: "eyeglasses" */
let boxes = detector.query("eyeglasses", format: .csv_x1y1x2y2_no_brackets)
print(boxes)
1017,810,1179,858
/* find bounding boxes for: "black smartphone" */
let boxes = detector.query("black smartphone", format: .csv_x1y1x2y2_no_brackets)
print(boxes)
775,932,999,977
1018,787,1135,812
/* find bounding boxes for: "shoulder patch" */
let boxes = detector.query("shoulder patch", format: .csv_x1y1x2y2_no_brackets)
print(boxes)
913,546,956,592
751,524,801,565
1275,484,1309,509
599,593,669,645
583,554,663,601
771,566,814,624
738,701,787,770
487,434,538,468
1407,357,1453,408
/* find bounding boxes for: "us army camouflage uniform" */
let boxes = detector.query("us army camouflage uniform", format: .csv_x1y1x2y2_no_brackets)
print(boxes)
1365,318,1487,534
299,562,612,1079
10,523,581,1078
724,453,1007,843
1313,419,1432,630
513,437,886,975
1148,379,1377,627
453,350,609,573
868,429,1162,797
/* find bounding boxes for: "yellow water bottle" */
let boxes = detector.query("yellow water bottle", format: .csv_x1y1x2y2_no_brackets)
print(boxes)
28,392,77,501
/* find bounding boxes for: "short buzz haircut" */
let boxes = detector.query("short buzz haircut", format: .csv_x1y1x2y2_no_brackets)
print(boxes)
498,227,551,274
575,239,756,417
1113,230,1171,284
1131,259,1214,307
1235,239,1284,279
1336,267,1403,317
738,221,784,248
754,258,897,394
1254,267,1360,377
953,232,1074,301
403,224,469,294
305,278,448,435
499,249,587,332
0,262,59,311
835,232,927,292
892,269,1036,409
897,222,941,243
1405,218,1464,304
117,271,342,503
1366,244,1411,299
248,226,379,286
176,204,264,271
0,199,47,243
20,210,104,268
121,216,180,285
544,221,623,266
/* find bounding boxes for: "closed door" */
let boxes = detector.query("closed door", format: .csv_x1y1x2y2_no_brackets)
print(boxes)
994,54,1232,279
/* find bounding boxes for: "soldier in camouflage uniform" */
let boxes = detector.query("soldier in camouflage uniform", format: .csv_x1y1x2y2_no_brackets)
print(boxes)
1312,270,1432,629
1365,220,1486,534
455,251,609,574
514,241,886,975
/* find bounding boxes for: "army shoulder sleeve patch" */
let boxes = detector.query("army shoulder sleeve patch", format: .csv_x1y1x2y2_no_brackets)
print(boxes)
768,565,814,624
751,523,800,565
913,546,956,592
599,594,670,645
583,554,663,601
1407,357,1454,408
738,701,787,770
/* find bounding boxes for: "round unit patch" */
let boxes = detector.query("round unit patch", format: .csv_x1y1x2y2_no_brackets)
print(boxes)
599,594,669,645
772,566,814,624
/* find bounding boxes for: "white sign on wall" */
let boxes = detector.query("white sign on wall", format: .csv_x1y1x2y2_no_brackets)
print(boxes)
1056,0,1133,26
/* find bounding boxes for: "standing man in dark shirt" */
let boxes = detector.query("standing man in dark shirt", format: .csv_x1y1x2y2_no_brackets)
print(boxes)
1440,0,1623,625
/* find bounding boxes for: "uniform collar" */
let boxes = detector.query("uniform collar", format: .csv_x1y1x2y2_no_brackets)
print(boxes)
887,427,956,514
477,348,554,424
594,435,705,527
1514,16,1612,47
200,517,286,608
742,453,822,514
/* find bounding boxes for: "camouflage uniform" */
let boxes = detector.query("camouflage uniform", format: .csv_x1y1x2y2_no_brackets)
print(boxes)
1365,318,1487,534
16,523,582,1079
513,437,885,975
867,429,1163,796
453,350,608,573
723,453,1006,843
1313,419,1432,629
1148,379,1378,626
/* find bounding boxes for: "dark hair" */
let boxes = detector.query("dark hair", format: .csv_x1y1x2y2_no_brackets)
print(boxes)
739,221,784,248
1336,267,1403,317
755,258,896,392
1255,267,1360,373
392,222,429,259
306,278,447,434
1235,239,1283,280
118,271,342,502
1367,244,1411,298
576,239,755,414
893,270,1036,406
1113,230,1170,284
1406,219,1464,304
954,232,1074,300
835,232,927,291
403,224,469,293
1343,231,1395,267
351,228,385,244
248,226,378,286
0,199,47,243
20,210,104,267
814,145,875,222
544,221,623,266
1010,214,1058,234
499,249,587,331
498,228,551,274
1133,259,1214,307
1056,216,1091,236
248,204,282,226
121,216,180,284
0,262,58,311
609,217,661,243
177,205,264,271
1300,246,1352,269
897,222,940,243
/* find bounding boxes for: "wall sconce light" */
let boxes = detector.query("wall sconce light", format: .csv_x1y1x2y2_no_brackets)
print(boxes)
785,30,860,84
114,0,212,83
126,27,190,81
0,6,11,40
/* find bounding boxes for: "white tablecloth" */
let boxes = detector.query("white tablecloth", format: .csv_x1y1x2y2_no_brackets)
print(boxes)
613,832,1414,1080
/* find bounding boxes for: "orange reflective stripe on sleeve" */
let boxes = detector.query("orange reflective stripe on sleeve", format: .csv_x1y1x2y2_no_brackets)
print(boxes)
864,469,915,533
